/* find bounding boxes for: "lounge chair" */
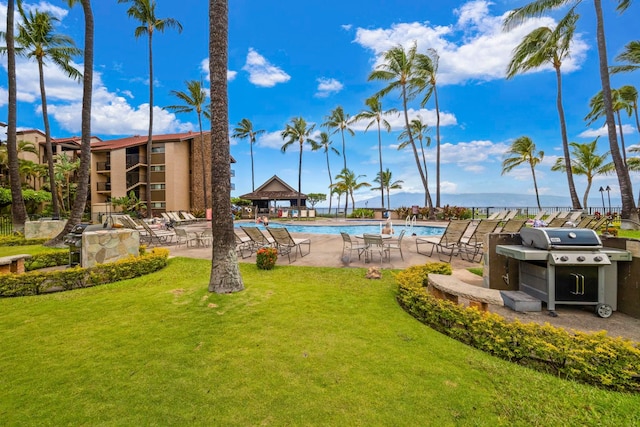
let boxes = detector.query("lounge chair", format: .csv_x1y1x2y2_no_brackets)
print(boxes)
487,210,507,220
587,217,609,233
299,210,308,220
541,211,560,224
174,227,198,247
291,210,299,219
363,233,389,263
240,226,275,253
572,216,595,228
136,219,175,246
280,209,289,218
340,231,369,263
234,231,252,258
547,217,568,227
266,227,311,263
459,219,501,262
308,210,316,220
416,220,472,263
498,219,527,233
502,210,519,221
383,229,406,260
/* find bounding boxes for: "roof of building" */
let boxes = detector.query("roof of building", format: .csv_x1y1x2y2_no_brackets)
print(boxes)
239,175,307,201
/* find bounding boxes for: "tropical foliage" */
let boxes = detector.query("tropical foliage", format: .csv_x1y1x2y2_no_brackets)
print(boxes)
501,136,544,210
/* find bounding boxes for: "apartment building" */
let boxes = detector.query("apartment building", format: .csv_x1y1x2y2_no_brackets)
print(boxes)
90,131,235,219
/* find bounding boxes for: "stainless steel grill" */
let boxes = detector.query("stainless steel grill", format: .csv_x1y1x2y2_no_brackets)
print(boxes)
63,223,104,267
496,228,632,318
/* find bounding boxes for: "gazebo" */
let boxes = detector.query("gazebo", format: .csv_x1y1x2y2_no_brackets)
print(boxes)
239,175,307,215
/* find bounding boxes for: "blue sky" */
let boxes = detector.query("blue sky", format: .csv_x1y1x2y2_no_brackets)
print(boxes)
1,0,639,208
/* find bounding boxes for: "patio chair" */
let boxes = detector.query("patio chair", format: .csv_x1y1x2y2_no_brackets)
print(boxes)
541,211,560,224
383,229,406,260
363,233,389,264
340,231,369,263
280,209,289,218
240,226,275,253
199,228,213,247
299,210,308,220
234,231,252,258
459,219,501,262
503,210,519,221
587,217,609,233
266,227,311,263
415,220,472,263
174,227,199,248
308,210,316,220
498,219,527,234
487,210,508,220
572,215,595,228
546,217,568,227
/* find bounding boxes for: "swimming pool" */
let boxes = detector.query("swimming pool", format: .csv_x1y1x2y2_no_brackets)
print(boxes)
236,222,444,236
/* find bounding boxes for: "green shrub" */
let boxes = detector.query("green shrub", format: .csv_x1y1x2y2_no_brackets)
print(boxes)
435,205,472,220
0,235,48,246
349,208,374,219
395,265,640,393
24,249,69,271
0,248,169,297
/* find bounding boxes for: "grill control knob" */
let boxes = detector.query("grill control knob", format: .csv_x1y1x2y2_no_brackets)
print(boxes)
594,256,603,262
577,255,586,262
560,255,569,262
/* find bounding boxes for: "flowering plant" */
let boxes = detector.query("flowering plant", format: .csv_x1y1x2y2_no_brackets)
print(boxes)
256,246,278,270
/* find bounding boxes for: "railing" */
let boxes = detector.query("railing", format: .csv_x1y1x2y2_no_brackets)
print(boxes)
0,215,11,235
96,182,111,191
96,162,111,171
126,154,143,169
126,173,147,189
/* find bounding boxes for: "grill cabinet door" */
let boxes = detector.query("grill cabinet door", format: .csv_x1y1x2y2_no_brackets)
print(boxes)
554,266,598,302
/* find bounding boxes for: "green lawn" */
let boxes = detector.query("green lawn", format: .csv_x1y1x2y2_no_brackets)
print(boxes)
1,256,639,425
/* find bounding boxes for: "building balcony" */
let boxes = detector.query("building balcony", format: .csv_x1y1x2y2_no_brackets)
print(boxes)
96,182,111,192
96,162,111,172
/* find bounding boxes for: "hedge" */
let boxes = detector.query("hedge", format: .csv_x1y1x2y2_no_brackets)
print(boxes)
395,263,640,393
0,235,47,246
0,248,169,297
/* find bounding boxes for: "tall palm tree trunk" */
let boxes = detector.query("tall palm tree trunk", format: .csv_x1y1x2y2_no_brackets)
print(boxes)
198,113,207,210
615,110,627,166
418,135,434,213
208,0,243,293
555,66,581,209
297,141,302,219
593,0,636,220
146,30,154,218
49,0,94,247
325,151,333,215
340,130,347,171
400,86,428,197
376,120,384,209
433,85,441,207
38,60,60,218
531,163,542,210
6,0,27,231
250,137,255,191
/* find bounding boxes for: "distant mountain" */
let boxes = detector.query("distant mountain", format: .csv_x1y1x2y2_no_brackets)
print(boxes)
348,192,622,210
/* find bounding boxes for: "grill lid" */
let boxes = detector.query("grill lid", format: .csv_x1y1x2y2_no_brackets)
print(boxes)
519,227,602,250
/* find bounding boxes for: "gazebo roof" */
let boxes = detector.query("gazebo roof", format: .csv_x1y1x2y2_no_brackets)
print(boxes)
239,175,307,201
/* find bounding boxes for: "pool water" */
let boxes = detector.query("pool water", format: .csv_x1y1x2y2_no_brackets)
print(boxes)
236,222,444,236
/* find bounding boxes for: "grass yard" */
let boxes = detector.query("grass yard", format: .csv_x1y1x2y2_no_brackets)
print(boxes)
1,255,639,425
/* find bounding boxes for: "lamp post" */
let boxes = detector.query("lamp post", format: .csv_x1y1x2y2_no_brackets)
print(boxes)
605,185,612,215
599,187,606,215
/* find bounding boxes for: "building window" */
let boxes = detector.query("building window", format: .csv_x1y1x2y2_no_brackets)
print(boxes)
150,165,165,172
151,184,165,190
151,202,166,208
151,144,165,153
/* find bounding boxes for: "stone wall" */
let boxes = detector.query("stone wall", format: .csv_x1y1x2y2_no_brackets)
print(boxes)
81,228,140,268
24,220,67,239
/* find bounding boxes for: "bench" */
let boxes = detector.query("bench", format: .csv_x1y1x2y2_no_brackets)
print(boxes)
427,273,504,311
0,254,32,275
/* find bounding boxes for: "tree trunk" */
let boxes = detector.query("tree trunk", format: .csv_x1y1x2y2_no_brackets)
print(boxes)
433,84,441,207
250,136,255,191
325,151,333,215
418,135,433,214
38,59,60,219
209,0,243,293
531,163,541,210
297,140,302,220
341,129,347,171
146,29,154,219
400,85,429,196
6,0,27,232
555,66,581,210
593,0,637,220
376,120,384,210
49,0,94,246
615,110,627,166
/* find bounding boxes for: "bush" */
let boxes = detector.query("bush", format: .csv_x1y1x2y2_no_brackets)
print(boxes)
395,264,640,393
0,248,169,297
256,247,277,270
24,249,69,271
0,234,48,246
435,205,472,220
350,208,374,219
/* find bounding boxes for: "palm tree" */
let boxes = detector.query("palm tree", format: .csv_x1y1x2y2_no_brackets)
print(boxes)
14,0,82,219
551,139,614,209
353,96,397,210
503,0,637,220
332,168,371,216
322,106,354,171
368,42,430,207
398,117,433,213
118,0,182,218
416,48,443,207
506,11,581,210
4,0,27,230
281,117,316,217
501,136,545,210
585,88,633,166
166,79,209,209
208,0,243,293
611,40,640,74
231,118,264,192
372,169,404,210
619,85,640,136
53,152,80,213
331,186,345,218
310,132,339,215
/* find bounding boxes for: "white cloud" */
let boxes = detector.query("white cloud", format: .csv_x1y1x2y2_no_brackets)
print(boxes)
441,139,510,164
242,48,291,87
315,77,343,97
579,124,636,138
227,70,238,81
0,87,7,107
351,108,457,132
22,1,69,20
354,0,588,85
341,24,352,31
256,130,285,149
